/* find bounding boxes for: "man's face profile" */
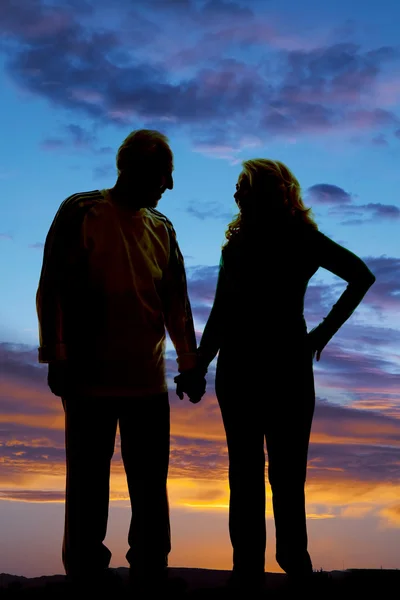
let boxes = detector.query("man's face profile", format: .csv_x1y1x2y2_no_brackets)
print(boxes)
125,159,174,208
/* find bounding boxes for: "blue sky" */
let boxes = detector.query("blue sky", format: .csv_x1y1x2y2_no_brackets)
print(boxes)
0,0,400,577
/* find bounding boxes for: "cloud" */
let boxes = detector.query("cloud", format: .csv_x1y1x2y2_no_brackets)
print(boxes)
201,0,253,19
0,0,75,41
311,400,400,456
0,490,65,503
307,183,399,224
0,233,13,240
93,165,115,179
307,184,353,205
28,242,44,250
1,330,400,523
186,265,220,325
1,0,399,154
334,203,400,225
186,254,400,330
40,124,113,154
359,256,400,312
357,203,400,219
40,139,65,151
371,204,400,219
1,241,399,506
186,201,235,222
0,343,47,388
380,503,400,526
191,133,263,161
371,133,389,146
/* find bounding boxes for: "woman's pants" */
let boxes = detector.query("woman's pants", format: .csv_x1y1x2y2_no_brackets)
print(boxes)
215,340,315,577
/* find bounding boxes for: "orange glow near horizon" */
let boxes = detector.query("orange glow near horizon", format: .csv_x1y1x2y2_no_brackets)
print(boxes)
1,371,400,576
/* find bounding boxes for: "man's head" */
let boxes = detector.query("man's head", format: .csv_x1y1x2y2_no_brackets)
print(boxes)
115,129,174,208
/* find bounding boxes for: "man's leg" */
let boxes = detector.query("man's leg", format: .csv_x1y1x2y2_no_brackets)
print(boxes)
62,396,118,578
119,393,171,580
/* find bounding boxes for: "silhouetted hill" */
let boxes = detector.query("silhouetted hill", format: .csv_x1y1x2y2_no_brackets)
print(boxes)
1,567,399,598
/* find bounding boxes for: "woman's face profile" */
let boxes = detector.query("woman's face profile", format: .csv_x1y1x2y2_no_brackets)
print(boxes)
233,173,250,209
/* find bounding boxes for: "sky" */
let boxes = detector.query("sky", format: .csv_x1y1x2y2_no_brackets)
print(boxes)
1,0,400,579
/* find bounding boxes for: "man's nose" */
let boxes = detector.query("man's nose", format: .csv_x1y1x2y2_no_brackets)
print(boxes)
166,173,173,190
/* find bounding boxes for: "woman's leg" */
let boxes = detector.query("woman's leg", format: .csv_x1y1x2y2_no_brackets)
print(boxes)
265,344,315,575
216,358,266,580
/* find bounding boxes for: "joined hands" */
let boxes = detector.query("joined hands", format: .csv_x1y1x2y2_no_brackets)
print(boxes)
174,365,207,404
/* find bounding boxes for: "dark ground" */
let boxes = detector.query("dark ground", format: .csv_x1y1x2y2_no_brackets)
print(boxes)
1,567,399,598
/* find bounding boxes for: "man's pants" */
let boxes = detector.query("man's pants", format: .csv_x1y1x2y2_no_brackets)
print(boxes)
215,342,315,577
61,393,171,577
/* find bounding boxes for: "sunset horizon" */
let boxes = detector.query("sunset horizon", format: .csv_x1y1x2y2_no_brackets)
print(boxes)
1,0,399,581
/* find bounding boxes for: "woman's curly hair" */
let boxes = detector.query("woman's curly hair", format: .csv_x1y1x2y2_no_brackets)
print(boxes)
223,158,318,248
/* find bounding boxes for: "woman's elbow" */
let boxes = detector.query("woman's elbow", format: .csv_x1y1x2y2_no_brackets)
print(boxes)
352,269,376,292
364,270,376,289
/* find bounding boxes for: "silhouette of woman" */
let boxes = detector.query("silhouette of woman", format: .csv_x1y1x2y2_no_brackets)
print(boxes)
196,159,376,591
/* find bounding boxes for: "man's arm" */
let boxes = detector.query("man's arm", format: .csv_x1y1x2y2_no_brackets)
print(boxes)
162,223,198,373
36,200,86,364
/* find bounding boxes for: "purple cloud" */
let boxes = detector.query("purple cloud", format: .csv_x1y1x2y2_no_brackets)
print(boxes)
201,0,253,19
0,490,65,502
185,251,388,331
307,184,353,205
1,330,400,496
306,184,399,225
0,0,399,154
360,256,400,311
310,255,399,315
187,265,220,306
41,124,113,154
362,203,400,219
40,139,66,151
371,133,389,146
186,201,235,222
335,203,400,225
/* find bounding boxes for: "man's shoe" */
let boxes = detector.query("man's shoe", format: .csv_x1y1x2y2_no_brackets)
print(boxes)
67,568,124,594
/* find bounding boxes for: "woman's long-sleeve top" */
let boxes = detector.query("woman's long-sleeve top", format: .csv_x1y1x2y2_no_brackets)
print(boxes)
198,223,376,368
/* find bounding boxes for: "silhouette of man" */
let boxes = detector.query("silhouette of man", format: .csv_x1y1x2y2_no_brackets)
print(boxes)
36,129,206,592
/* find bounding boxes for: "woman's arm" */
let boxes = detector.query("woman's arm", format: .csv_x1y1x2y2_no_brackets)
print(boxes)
309,231,376,358
197,254,228,369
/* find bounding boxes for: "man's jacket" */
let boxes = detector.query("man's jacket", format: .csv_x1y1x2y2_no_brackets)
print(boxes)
36,189,197,396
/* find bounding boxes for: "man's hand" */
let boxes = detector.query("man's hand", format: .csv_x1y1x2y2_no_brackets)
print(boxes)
47,361,71,397
174,367,207,404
